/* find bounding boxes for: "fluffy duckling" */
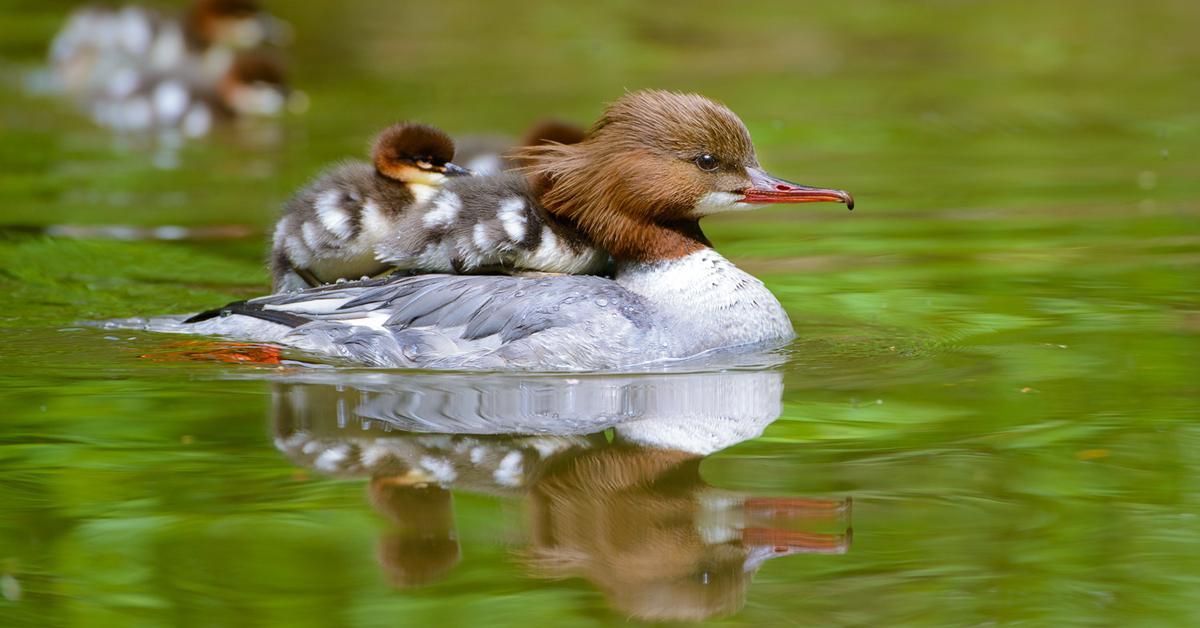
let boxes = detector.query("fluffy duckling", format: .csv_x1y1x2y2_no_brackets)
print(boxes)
271,123,472,292
270,122,604,291
50,0,287,99
455,119,587,176
88,51,289,136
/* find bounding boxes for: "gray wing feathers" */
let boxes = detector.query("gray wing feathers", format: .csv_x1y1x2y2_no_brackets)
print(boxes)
200,274,658,369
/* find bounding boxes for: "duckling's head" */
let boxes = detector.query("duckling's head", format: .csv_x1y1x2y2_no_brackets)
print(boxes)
218,52,289,117
521,90,853,262
520,119,587,149
372,123,471,186
187,0,286,49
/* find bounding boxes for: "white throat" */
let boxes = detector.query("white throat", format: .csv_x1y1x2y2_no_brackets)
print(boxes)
692,191,765,216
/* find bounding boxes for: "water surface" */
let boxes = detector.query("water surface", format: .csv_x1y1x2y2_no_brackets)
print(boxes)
1,1,1198,625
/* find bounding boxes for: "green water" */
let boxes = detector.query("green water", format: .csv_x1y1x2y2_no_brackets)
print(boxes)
2,1,1199,625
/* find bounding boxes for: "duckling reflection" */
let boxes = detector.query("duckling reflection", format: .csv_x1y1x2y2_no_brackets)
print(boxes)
270,369,850,621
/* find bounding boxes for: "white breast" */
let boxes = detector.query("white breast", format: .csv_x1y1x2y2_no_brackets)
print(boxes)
616,249,794,352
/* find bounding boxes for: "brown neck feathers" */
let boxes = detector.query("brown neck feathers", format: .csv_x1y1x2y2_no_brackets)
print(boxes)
522,143,710,263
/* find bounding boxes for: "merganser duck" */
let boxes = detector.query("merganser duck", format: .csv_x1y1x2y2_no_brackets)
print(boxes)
270,122,472,291
455,118,587,176
121,90,853,371
87,51,289,136
50,0,287,99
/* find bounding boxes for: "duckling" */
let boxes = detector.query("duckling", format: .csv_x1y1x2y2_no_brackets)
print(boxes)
455,118,587,176
86,51,289,136
270,122,604,291
271,123,472,292
370,170,609,279
49,0,288,100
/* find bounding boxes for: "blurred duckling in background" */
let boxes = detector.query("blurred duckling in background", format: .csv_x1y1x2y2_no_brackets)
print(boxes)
455,118,586,176
271,123,472,292
271,119,601,292
88,51,290,137
49,0,293,133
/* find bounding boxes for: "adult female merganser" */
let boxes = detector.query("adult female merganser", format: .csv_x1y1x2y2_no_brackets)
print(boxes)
271,123,473,291
50,0,287,99
126,90,853,371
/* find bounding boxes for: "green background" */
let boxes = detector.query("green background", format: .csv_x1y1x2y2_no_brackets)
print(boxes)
1,0,1198,625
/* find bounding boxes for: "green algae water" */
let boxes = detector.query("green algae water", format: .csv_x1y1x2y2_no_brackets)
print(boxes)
2,1,1198,625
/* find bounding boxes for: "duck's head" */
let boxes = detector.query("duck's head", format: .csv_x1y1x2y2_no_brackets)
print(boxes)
372,123,472,186
218,52,289,117
521,90,853,262
186,0,289,49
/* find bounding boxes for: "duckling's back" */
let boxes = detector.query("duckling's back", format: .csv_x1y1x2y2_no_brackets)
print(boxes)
377,172,610,277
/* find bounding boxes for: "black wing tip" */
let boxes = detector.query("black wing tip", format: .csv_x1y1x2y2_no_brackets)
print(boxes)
182,299,311,329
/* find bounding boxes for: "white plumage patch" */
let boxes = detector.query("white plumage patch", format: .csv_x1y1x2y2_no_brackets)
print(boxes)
360,200,390,239
152,80,188,123
410,182,439,206
423,191,461,229
181,104,212,138
300,221,323,250
272,216,290,246
493,450,525,487
693,191,760,215
117,8,151,54
472,223,493,250
284,235,312,265
498,197,527,241
419,456,458,483
315,190,353,239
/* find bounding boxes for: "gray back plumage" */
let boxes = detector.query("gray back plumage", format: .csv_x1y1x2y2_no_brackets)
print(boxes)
239,273,660,370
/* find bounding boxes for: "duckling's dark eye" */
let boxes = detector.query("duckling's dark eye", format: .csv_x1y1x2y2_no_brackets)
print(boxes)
694,154,719,172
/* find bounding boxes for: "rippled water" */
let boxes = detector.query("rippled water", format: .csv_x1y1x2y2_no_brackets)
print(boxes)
2,1,1199,625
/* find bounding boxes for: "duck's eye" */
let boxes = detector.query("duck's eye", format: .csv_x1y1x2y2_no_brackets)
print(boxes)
694,154,719,172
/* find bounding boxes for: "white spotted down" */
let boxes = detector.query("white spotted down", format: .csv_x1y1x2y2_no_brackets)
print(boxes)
498,197,527,241
315,190,353,239
423,191,462,229
300,221,323,250
493,450,525,487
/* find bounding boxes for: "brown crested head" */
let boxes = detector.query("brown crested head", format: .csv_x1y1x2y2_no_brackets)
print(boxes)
217,52,288,116
372,123,471,185
519,90,853,263
186,0,264,48
226,51,286,87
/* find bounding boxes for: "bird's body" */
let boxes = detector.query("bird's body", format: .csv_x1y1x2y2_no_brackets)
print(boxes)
116,91,854,371
270,127,603,292
49,0,288,133
152,247,792,370
270,123,472,291
84,52,287,136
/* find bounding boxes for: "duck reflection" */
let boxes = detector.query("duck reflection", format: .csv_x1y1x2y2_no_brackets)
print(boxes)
270,369,850,620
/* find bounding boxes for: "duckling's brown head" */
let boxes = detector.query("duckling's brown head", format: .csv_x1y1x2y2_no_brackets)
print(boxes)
520,119,587,149
218,52,289,117
521,90,853,262
186,0,270,49
372,123,472,186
